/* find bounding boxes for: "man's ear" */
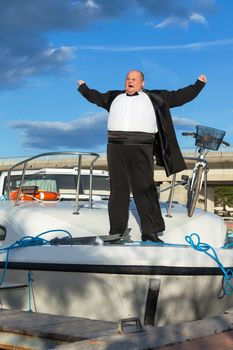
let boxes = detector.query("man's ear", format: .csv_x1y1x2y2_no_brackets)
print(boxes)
142,80,145,87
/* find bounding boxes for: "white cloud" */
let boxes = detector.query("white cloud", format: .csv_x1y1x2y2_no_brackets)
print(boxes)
0,0,216,89
86,0,99,9
77,38,233,52
9,112,108,150
190,12,207,25
154,12,207,29
155,17,181,29
173,116,198,129
44,46,75,61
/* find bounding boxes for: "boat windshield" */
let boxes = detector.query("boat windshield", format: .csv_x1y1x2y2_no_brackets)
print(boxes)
3,173,110,199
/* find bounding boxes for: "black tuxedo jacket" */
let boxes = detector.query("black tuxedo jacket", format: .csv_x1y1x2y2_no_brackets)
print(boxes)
78,79,205,176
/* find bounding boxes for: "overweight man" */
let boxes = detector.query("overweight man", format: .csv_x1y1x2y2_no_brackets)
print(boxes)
78,71,207,242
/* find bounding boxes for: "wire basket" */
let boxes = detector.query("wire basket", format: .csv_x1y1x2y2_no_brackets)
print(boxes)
195,125,226,150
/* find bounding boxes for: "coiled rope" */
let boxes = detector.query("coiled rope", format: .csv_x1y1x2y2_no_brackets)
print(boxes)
185,233,233,296
0,229,73,311
0,229,72,287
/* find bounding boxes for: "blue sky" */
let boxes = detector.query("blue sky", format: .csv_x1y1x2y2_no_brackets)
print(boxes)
0,0,232,157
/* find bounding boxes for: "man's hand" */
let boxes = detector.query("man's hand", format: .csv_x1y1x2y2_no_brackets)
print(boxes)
78,80,85,87
198,74,207,83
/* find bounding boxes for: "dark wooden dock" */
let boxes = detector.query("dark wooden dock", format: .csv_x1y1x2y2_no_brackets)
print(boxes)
1,308,233,349
0,309,118,349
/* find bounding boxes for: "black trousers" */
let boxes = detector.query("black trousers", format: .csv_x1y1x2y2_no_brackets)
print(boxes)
107,143,165,237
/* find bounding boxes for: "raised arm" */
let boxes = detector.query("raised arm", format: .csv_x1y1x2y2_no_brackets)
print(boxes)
165,74,207,108
77,80,109,108
77,80,124,111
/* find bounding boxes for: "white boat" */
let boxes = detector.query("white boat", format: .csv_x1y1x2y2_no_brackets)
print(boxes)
0,151,233,327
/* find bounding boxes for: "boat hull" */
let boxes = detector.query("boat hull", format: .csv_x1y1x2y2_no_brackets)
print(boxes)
1,261,233,326
0,199,232,326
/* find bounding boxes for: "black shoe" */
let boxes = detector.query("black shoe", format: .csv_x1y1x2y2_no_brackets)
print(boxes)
142,233,164,243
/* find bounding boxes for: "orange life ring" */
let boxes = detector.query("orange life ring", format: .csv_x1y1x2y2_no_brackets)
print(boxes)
10,190,34,201
10,190,60,201
34,190,60,201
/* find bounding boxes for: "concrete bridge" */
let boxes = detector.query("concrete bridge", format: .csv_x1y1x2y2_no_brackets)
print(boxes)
0,148,233,213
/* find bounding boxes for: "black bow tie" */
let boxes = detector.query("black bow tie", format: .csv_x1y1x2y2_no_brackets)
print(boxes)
126,91,139,96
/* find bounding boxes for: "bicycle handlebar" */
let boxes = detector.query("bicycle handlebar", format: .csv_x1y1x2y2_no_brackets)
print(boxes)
222,140,230,147
182,132,196,137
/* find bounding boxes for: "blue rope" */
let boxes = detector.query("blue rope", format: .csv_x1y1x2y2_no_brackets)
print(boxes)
0,236,49,288
185,233,233,296
0,229,73,288
36,229,72,239
222,241,233,249
140,241,189,247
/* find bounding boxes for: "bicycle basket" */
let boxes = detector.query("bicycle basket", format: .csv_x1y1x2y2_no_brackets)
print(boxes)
195,125,226,151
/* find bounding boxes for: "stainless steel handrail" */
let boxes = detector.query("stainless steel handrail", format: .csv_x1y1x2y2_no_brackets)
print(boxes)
164,156,208,217
7,151,100,212
166,174,176,217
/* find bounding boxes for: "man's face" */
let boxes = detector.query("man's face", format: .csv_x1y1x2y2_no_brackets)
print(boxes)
125,71,144,95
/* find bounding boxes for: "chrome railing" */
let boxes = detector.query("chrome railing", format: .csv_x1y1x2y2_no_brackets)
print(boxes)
7,151,100,213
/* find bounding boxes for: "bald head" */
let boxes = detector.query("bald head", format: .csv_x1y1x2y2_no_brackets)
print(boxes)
125,70,145,95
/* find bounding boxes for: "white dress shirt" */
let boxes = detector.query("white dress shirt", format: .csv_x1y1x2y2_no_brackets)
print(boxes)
108,91,158,133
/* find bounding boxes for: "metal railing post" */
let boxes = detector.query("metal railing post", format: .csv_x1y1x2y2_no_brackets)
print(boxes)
204,167,208,211
89,154,99,209
166,174,176,217
73,155,82,215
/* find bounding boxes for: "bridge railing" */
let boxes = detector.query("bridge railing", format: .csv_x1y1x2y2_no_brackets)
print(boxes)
182,146,233,156
0,148,232,170
0,153,106,170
